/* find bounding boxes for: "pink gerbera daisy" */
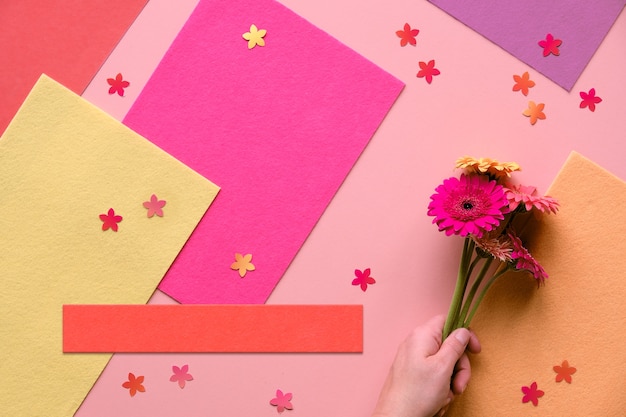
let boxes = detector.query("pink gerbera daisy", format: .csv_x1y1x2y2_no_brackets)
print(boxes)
507,231,548,285
505,184,559,214
428,174,509,238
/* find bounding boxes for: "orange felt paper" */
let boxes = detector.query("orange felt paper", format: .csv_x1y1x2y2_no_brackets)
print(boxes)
63,304,363,353
448,151,626,415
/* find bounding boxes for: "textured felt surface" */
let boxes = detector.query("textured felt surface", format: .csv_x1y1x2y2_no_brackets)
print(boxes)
448,151,626,415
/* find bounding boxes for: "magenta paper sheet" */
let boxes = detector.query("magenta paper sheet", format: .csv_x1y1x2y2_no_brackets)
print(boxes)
428,0,626,90
123,0,403,304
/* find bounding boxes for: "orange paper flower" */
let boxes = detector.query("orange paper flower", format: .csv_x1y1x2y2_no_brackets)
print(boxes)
122,373,145,397
231,253,255,277
512,72,535,96
242,24,267,49
522,101,546,125
396,23,419,47
554,360,576,383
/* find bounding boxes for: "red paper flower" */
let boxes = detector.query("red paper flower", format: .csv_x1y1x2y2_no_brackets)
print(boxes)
396,23,419,47
100,208,123,232
579,88,602,112
352,268,376,292
416,60,440,84
521,381,544,406
143,194,167,218
107,73,130,96
538,33,562,57
170,364,193,389
427,174,509,238
512,72,535,96
122,373,145,397
508,230,548,285
270,389,293,413
554,360,577,383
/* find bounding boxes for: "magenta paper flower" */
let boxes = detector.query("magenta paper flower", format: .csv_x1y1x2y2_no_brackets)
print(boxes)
99,208,123,232
416,60,440,84
505,184,559,214
107,73,130,96
579,88,602,112
270,389,293,413
427,174,509,238
538,33,562,57
352,268,376,292
170,364,193,389
521,381,544,406
143,194,167,218
508,231,548,284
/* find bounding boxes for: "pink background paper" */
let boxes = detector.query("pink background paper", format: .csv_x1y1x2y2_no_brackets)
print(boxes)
122,0,403,304
75,0,626,415
428,0,626,91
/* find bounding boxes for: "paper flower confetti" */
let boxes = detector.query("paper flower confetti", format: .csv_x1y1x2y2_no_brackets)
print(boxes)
538,33,562,57
230,253,255,277
352,268,376,292
242,24,266,49
143,194,166,218
522,101,546,125
122,373,145,397
107,73,130,96
554,360,577,383
270,389,293,413
512,72,535,96
521,381,544,406
170,364,193,389
579,88,602,112
100,208,123,232
416,60,440,84
396,23,419,47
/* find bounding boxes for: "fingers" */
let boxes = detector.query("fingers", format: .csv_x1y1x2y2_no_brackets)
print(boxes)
451,353,471,395
467,330,481,354
437,328,471,367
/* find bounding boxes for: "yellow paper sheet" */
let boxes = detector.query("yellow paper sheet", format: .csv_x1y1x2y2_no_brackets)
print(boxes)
0,75,219,415
449,152,626,415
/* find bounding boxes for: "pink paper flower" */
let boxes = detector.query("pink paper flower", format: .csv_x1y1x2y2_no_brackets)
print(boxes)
521,381,544,406
504,184,559,214
270,389,293,413
579,88,602,112
99,208,123,232
538,33,562,57
107,73,130,96
143,194,167,218
427,174,509,238
352,268,376,292
416,60,440,84
508,230,548,285
170,364,193,389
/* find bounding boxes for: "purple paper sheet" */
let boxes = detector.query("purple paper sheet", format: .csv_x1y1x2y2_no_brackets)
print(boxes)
429,0,626,90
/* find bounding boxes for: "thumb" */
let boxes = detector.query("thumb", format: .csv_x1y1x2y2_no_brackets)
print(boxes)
436,328,470,370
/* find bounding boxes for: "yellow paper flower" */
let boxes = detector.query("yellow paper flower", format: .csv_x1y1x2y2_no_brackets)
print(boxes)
242,24,267,49
455,156,521,179
230,253,255,277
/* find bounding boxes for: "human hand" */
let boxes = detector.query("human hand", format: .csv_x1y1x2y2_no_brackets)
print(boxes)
371,315,481,417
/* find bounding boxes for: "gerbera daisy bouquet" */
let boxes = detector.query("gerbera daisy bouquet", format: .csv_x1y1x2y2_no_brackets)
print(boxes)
428,156,559,340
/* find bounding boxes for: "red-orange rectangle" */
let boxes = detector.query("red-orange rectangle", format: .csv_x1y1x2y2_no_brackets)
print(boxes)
63,304,363,353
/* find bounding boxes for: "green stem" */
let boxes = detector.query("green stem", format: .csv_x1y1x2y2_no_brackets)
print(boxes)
456,256,494,328
463,264,510,327
443,237,473,340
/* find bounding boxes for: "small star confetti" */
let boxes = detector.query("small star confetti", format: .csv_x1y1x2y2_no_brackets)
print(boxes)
270,389,293,413
230,253,255,277
100,208,123,232
554,360,577,383
521,381,544,406
352,268,376,292
416,60,440,84
538,33,562,57
143,194,166,218
396,23,419,47
242,24,267,49
170,364,194,389
579,88,602,112
512,71,535,96
122,373,145,397
522,101,546,125
107,73,130,96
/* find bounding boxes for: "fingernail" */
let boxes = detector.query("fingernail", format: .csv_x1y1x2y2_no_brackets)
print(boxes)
454,328,470,345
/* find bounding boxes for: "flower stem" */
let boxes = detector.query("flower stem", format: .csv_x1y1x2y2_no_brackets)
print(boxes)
455,256,494,328
463,263,510,327
443,237,473,340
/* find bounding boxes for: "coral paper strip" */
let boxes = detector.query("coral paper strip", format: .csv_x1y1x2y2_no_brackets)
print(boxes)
0,75,219,415
0,0,147,134
63,305,363,353
428,0,626,90
448,152,626,415
123,0,404,304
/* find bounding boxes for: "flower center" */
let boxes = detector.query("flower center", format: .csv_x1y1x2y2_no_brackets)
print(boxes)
463,201,474,210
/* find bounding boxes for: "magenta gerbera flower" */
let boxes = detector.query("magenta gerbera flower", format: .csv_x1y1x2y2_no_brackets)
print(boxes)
508,231,548,285
505,184,559,214
428,174,509,238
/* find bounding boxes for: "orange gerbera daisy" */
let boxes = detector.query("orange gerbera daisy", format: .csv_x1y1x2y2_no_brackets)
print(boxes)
455,156,521,179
